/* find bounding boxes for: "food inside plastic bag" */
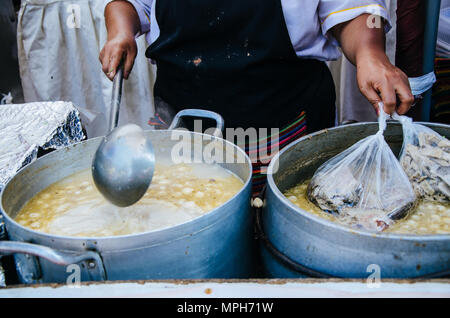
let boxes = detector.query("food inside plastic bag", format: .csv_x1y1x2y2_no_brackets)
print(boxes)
393,114,450,203
307,107,417,232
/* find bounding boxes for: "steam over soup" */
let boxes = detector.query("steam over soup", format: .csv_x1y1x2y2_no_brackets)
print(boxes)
284,181,450,235
16,163,244,237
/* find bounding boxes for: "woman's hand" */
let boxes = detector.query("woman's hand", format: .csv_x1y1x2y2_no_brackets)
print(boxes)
99,1,141,80
356,50,414,115
332,14,414,115
99,33,137,80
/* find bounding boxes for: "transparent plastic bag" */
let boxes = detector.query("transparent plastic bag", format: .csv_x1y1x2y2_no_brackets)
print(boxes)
307,106,417,232
393,114,450,202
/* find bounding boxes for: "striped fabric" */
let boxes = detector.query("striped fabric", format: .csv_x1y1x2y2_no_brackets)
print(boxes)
238,111,307,197
433,57,450,123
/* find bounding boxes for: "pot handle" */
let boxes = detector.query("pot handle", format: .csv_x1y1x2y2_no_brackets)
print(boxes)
0,241,107,281
168,109,225,137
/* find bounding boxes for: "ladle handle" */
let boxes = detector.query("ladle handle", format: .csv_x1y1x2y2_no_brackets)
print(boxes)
108,63,124,133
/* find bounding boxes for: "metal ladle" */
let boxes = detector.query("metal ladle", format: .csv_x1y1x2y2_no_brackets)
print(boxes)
92,64,155,207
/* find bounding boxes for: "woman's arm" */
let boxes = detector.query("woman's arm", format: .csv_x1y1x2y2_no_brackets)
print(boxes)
99,1,141,80
332,13,414,115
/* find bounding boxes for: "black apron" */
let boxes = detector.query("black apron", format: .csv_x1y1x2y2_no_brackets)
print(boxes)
146,0,336,132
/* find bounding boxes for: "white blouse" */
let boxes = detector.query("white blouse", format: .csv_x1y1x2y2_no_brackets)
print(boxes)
115,0,390,61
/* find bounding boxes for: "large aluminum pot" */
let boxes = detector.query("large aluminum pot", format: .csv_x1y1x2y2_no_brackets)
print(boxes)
260,122,450,278
0,110,254,284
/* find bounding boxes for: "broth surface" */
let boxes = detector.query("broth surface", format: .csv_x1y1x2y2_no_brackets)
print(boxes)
15,163,244,237
284,181,450,235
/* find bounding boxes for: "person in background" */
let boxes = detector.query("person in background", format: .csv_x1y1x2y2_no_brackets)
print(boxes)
0,0,23,104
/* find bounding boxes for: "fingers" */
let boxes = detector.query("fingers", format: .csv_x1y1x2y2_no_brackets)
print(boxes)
378,82,397,115
360,84,382,116
123,46,137,79
108,51,123,80
99,37,137,81
395,80,415,115
376,77,414,116
360,68,414,116
100,48,118,81
100,48,111,78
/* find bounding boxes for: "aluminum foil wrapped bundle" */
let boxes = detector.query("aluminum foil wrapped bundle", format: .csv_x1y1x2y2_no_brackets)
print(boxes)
0,101,86,192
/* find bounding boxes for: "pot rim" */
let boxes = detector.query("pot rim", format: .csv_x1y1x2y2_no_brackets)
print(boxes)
266,121,450,241
0,129,253,243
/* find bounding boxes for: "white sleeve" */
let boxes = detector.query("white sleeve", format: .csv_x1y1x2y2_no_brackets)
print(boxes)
104,0,152,35
318,0,391,39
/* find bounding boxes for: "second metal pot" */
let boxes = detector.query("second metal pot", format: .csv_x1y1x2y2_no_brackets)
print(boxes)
260,122,450,278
